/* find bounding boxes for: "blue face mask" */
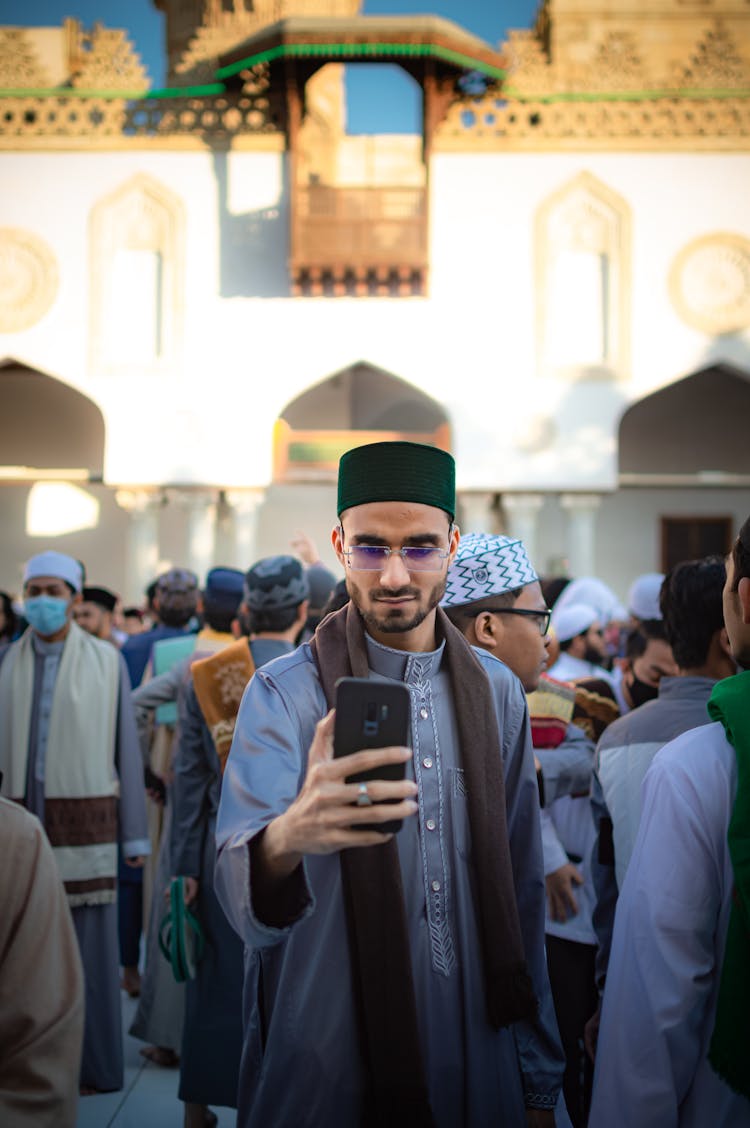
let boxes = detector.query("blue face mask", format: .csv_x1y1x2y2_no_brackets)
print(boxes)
24,595,70,636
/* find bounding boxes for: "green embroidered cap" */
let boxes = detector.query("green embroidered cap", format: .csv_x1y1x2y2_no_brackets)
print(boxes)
337,441,455,520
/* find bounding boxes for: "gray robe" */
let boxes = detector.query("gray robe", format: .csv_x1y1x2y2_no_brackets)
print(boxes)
216,635,565,1128
171,637,294,1107
0,633,149,1092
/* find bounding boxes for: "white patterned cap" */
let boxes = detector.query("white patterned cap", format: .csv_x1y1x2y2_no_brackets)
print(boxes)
441,533,538,608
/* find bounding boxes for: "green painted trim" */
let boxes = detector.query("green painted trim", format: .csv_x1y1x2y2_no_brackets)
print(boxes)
147,83,226,99
216,40,506,82
0,82,226,101
501,86,750,103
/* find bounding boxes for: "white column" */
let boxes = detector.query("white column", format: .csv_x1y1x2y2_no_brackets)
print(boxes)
225,488,265,571
457,491,496,535
173,489,217,583
502,493,545,566
115,489,162,605
560,493,602,578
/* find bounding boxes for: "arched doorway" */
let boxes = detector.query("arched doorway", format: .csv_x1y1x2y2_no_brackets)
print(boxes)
0,359,105,478
273,360,451,483
255,362,450,565
0,361,119,595
617,363,750,569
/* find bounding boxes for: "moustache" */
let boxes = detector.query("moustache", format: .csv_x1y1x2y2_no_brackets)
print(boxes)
370,587,421,600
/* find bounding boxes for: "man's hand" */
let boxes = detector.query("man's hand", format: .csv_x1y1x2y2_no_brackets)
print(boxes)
259,711,418,883
290,531,320,566
525,1109,555,1127
545,862,583,922
584,999,602,1062
165,876,199,905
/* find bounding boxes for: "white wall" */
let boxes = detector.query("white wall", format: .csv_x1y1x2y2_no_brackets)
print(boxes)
2,146,749,500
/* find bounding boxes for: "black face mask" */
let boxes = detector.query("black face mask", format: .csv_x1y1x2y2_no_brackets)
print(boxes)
627,673,660,709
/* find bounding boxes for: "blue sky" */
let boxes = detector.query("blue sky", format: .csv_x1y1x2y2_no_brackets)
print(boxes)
0,0,540,131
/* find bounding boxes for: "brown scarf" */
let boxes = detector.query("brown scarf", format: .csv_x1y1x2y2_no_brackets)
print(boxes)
310,603,537,1127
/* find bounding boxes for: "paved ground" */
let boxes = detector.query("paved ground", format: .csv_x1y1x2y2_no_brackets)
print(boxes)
76,994,237,1128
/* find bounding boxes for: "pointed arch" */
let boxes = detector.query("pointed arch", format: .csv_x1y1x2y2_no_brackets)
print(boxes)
535,170,631,379
0,359,105,478
618,363,750,480
274,361,450,482
89,172,185,374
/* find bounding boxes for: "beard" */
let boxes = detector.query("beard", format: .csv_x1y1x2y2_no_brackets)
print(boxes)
346,576,447,636
584,643,609,668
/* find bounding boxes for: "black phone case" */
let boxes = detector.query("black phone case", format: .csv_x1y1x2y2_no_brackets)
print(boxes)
333,677,411,833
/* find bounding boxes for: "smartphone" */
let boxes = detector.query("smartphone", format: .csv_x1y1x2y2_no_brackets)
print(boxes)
333,677,411,834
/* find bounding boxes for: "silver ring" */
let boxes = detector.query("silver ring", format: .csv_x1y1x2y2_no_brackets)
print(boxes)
355,781,373,807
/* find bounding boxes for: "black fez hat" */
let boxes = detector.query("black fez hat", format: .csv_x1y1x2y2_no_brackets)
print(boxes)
82,585,117,612
337,441,455,520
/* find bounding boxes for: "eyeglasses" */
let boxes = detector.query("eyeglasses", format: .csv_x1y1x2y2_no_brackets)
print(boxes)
475,607,552,637
342,545,451,573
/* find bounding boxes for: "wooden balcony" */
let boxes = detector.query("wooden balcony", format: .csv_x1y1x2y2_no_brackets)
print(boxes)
290,185,428,297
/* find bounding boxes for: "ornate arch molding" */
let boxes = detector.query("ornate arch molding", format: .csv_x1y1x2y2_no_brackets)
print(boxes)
89,173,185,377
535,170,631,380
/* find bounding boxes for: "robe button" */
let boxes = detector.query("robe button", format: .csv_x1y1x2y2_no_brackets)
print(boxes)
426,818,436,831
431,880,441,892
419,707,428,720
422,757,433,769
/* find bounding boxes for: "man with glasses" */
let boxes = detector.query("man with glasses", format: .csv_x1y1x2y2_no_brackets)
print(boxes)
442,534,598,1126
216,441,565,1128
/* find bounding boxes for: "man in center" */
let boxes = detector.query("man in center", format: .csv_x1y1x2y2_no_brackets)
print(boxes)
216,441,565,1128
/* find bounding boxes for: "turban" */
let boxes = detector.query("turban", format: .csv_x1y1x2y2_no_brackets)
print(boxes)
442,533,538,607
627,573,664,621
551,602,599,643
23,551,83,593
337,441,455,521
553,576,626,625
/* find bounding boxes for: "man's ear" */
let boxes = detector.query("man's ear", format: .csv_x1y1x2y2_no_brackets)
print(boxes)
738,576,750,624
448,523,460,564
71,591,83,607
716,625,733,662
473,611,499,652
331,524,345,567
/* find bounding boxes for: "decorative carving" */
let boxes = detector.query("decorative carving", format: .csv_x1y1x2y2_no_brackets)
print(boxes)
438,94,750,147
72,25,149,92
172,0,361,84
503,30,555,98
535,172,631,377
0,228,59,333
589,32,647,92
0,28,51,88
90,174,185,372
675,21,747,90
669,233,750,334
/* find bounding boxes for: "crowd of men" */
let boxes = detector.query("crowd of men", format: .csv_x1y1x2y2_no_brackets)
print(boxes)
0,439,748,1128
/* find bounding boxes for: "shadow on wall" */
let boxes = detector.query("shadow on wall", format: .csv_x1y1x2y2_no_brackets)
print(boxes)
212,145,292,299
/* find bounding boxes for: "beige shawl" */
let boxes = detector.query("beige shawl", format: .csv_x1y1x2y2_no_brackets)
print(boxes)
0,623,120,906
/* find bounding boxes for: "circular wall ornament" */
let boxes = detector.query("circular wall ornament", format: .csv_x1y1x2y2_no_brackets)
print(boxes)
0,228,59,333
669,233,750,335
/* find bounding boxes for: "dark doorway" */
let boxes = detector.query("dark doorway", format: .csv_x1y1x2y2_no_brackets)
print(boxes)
661,516,733,571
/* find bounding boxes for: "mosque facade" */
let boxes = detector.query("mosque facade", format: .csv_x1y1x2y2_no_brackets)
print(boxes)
1,0,749,601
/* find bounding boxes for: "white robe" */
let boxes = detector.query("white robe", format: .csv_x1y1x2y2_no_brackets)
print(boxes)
589,721,750,1128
